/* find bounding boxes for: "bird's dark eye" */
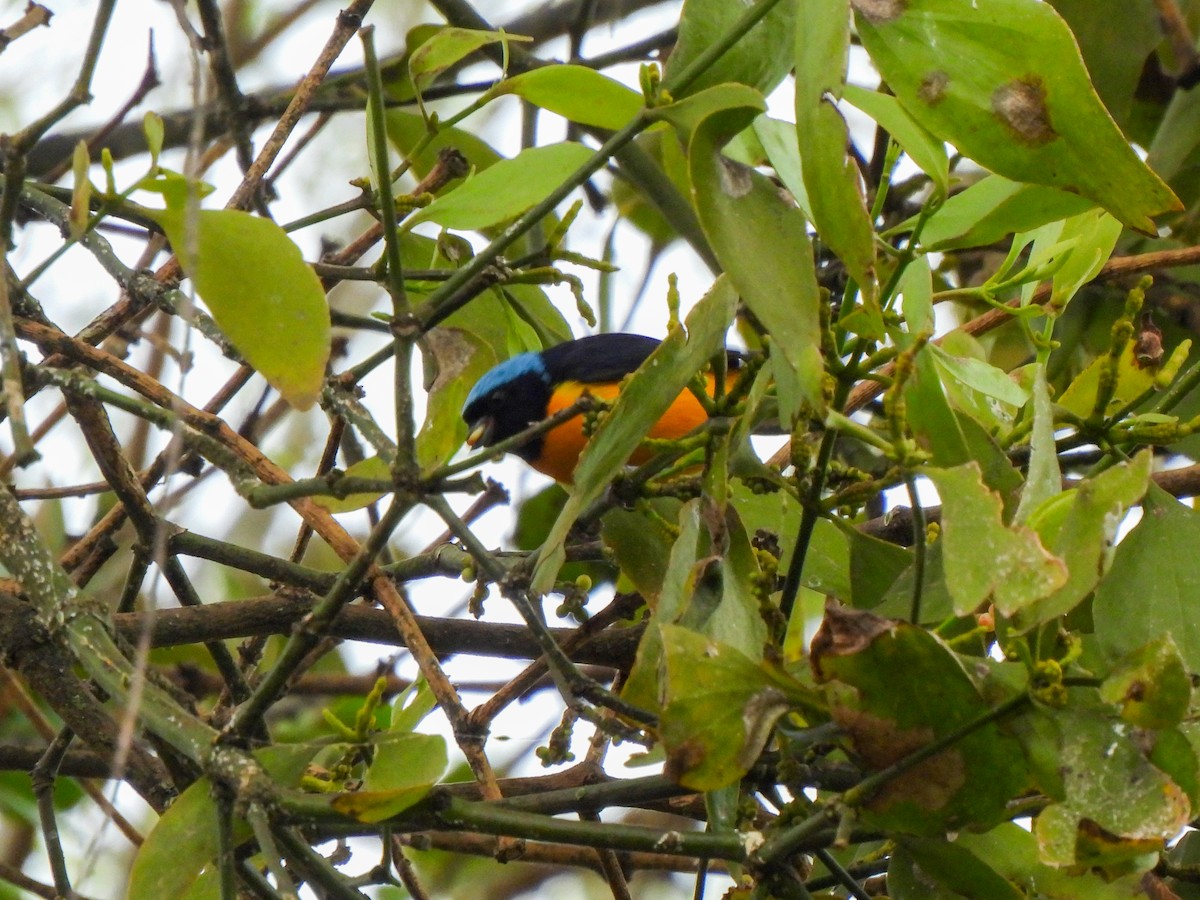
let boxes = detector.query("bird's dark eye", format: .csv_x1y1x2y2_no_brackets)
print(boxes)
490,390,507,407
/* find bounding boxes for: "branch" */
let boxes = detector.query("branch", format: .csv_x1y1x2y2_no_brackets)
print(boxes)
0,590,176,811
106,590,641,666
0,3,51,54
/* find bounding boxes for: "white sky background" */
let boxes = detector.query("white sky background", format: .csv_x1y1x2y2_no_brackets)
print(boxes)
0,2,866,897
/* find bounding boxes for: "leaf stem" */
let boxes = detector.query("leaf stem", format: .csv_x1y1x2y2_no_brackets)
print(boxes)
905,473,927,624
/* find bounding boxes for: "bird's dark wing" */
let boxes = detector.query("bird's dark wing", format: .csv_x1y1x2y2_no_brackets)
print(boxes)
539,333,662,384
539,332,743,384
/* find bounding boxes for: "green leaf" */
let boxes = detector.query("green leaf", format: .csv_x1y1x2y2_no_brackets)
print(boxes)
128,740,318,900
956,822,1156,899
333,733,447,823
922,463,1066,616
894,837,1024,900
843,84,949,197
1047,0,1162,133
742,491,906,615
811,604,1027,833
416,235,570,356
1032,706,1190,869
732,486,882,606
151,205,330,410
898,255,934,337
411,270,570,466
610,130,691,250
795,0,876,293
1015,451,1151,627
930,345,1029,409
848,525,915,609
906,348,1023,498
407,27,531,95
495,282,575,348
683,93,824,416
1016,208,1123,314
1095,486,1200,672
752,116,813,222
390,677,438,734
384,111,564,259
531,277,737,593
876,540,956,624
1152,727,1200,817
655,82,765,138
659,624,813,791
1147,51,1200,187
129,777,222,900
407,141,594,231
498,66,642,129
384,109,502,178
1057,341,1156,421
653,498,769,659
931,336,1021,434
914,175,1097,252
1013,364,1061,524
855,0,1180,232
602,501,684,602
621,622,668,715
663,0,797,98
1100,636,1191,730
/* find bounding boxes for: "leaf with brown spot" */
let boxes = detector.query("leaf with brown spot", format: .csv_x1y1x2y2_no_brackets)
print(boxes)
852,0,908,23
1100,635,1190,730
833,705,968,813
813,612,1026,834
810,602,896,680
992,76,1056,146
856,0,1180,233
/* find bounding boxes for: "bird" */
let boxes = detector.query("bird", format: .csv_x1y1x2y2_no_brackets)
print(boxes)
461,333,739,483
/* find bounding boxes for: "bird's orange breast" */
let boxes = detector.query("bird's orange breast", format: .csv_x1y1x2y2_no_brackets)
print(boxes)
533,377,719,483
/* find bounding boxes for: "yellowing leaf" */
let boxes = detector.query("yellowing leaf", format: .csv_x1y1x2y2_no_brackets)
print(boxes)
154,205,330,410
313,456,390,513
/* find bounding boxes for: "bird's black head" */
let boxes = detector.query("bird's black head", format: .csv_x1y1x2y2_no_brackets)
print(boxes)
461,350,554,461
463,335,681,466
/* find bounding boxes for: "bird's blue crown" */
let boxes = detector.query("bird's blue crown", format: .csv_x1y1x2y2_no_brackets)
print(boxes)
463,350,550,410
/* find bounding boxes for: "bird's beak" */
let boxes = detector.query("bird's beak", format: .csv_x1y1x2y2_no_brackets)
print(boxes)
466,417,494,448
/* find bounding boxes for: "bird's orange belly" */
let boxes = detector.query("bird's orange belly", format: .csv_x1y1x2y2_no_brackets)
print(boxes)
534,380,715,483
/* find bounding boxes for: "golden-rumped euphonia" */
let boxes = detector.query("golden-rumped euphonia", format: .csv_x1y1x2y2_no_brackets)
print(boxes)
462,333,738,483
